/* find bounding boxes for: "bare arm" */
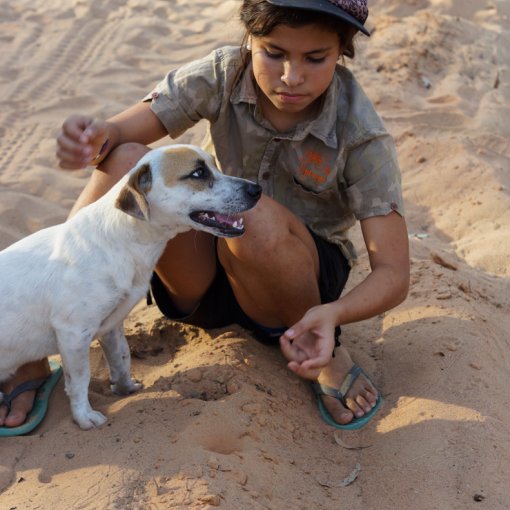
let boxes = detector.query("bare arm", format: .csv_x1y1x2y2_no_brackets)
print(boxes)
333,211,410,325
57,101,167,169
280,211,410,378
105,102,168,147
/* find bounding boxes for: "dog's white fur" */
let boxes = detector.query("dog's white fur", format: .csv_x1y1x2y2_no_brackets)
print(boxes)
0,145,261,429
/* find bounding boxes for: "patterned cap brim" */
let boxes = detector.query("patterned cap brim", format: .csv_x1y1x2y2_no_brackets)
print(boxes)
265,0,370,36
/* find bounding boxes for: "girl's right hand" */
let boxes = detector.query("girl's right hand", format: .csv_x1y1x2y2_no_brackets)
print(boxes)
56,114,110,169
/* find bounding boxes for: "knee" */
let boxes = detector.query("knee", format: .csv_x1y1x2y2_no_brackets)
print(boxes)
219,195,319,276
98,143,150,179
232,202,283,255
222,196,303,266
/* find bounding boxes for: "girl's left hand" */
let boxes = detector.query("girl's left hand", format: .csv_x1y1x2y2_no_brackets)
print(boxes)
279,304,337,380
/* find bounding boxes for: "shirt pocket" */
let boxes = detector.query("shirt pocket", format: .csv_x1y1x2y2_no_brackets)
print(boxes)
279,175,349,224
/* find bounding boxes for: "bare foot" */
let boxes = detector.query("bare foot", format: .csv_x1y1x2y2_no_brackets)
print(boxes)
317,345,378,425
0,359,51,428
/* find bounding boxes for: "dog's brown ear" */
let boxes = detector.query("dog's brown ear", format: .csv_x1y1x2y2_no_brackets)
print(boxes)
115,163,153,221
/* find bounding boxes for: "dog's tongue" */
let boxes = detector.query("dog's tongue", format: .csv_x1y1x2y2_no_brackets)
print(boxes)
194,211,244,231
216,213,244,231
214,213,235,226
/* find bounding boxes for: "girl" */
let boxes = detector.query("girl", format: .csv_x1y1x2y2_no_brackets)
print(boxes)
1,0,409,432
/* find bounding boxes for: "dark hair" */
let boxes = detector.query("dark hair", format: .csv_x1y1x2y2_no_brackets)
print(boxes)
239,0,358,59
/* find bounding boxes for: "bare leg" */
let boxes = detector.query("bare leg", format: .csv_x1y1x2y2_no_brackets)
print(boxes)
0,143,150,428
216,195,378,424
155,230,217,314
218,194,320,327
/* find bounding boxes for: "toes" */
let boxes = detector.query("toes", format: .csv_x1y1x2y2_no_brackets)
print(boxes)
4,409,28,427
323,396,354,425
346,384,378,416
3,390,36,427
0,360,51,428
110,379,143,395
360,387,378,407
344,397,365,418
346,381,379,416
352,395,374,415
0,404,7,425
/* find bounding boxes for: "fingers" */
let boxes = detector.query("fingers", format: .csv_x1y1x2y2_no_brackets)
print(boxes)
56,115,108,169
280,304,339,380
284,352,332,379
281,310,325,346
56,133,90,169
279,335,304,363
287,361,321,380
280,321,306,343
279,320,314,362
286,349,330,378
282,333,333,380
280,333,323,364
80,119,108,145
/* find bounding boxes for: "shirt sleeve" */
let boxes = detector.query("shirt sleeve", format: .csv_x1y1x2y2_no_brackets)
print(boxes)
142,48,227,139
343,134,405,220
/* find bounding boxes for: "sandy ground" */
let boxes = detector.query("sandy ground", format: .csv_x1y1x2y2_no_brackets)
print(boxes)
1,0,509,508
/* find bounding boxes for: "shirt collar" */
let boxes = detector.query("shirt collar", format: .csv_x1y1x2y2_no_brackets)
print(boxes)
230,60,258,105
230,59,339,149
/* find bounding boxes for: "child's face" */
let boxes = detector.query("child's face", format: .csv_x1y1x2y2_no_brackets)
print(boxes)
251,23,341,125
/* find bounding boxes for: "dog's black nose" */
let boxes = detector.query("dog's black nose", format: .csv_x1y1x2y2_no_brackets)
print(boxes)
247,183,262,200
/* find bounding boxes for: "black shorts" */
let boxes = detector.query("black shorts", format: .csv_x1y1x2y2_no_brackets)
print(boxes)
150,229,351,344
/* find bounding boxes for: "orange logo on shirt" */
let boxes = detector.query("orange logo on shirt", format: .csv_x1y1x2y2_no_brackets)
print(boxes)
299,150,331,184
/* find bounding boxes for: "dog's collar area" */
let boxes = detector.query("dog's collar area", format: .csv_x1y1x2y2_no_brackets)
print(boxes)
190,211,245,237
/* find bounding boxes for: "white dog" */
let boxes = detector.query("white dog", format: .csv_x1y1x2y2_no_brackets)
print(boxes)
0,145,261,429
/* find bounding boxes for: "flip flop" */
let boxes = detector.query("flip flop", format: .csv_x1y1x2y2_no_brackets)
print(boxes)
312,363,382,430
0,359,63,437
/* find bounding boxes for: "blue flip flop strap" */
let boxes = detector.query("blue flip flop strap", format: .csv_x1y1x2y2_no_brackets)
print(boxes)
312,364,364,404
338,364,363,397
1,378,47,411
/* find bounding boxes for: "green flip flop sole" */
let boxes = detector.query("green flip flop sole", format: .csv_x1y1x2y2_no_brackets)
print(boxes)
313,363,382,430
0,359,63,437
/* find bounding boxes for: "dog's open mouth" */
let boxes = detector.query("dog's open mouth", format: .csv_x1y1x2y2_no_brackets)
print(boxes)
190,211,245,237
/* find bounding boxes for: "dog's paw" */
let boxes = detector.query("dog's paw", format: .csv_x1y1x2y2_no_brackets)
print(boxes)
74,410,108,430
110,378,143,396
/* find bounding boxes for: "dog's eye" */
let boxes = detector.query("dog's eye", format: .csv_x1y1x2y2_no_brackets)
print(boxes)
190,166,209,179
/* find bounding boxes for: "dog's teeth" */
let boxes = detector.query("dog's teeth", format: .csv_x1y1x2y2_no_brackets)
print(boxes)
231,217,244,230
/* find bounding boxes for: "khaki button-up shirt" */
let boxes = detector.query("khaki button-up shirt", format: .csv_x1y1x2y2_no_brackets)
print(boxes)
145,46,404,264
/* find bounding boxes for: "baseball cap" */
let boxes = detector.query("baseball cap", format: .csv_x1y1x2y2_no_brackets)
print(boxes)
265,0,370,36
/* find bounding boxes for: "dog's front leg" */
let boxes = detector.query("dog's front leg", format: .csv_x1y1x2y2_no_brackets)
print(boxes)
57,330,108,430
98,324,143,395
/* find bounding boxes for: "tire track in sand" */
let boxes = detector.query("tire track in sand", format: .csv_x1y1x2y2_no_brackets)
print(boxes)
0,12,125,184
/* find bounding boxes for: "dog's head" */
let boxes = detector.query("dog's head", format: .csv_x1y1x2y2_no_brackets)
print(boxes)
115,145,261,237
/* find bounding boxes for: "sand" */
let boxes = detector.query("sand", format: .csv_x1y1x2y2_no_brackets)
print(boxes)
1,0,509,508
